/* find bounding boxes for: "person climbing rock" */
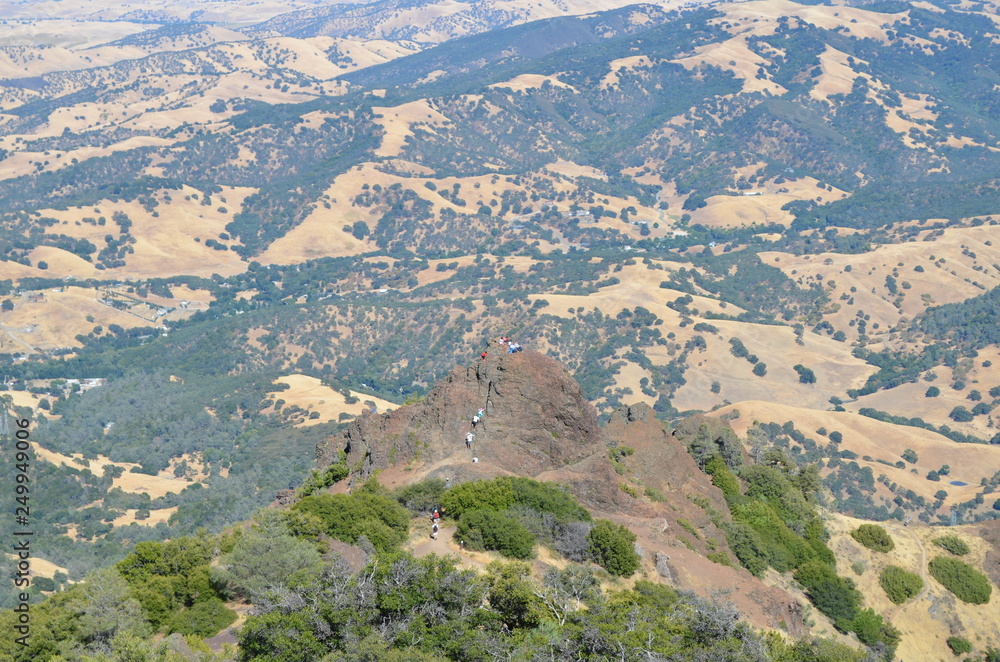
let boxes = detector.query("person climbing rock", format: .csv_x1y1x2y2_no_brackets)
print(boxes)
472,414,479,428
466,431,474,449
480,351,488,359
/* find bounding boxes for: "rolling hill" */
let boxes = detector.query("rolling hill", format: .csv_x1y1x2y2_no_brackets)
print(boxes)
2,0,1000,659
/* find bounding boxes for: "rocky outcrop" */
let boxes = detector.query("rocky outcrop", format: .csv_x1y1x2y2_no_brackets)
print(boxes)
318,339,605,483
604,403,729,515
310,345,806,635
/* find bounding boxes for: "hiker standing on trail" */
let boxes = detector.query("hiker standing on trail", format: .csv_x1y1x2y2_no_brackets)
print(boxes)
431,522,439,540
466,431,474,449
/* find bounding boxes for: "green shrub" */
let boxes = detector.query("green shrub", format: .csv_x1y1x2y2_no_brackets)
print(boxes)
706,551,735,567
676,518,700,540
293,484,410,553
644,486,667,502
879,566,923,604
724,521,769,577
705,455,741,498
851,524,894,552
949,406,974,422
442,477,590,524
793,560,862,626
300,451,349,496
587,519,640,577
850,608,900,654
932,535,970,556
794,364,817,384
166,598,237,637
946,636,972,655
442,478,515,515
392,478,447,516
730,500,816,572
928,557,992,604
456,509,535,559
619,482,639,498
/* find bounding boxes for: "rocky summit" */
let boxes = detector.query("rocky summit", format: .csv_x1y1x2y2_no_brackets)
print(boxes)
313,341,809,634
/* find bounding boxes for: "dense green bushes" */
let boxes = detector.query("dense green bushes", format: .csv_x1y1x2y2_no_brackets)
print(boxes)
115,535,221,631
928,557,992,604
705,454,833,577
794,561,863,626
932,535,970,556
293,480,410,553
457,510,536,559
165,598,237,636
441,476,599,564
851,524,894,552
947,636,973,655
690,424,899,655
586,519,640,577
441,477,642,575
299,451,349,497
216,510,322,599
391,477,447,516
442,476,592,523
879,566,923,604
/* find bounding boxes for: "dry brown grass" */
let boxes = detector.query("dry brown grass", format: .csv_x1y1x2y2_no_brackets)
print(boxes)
258,161,663,264
372,99,451,157
32,185,254,279
269,374,397,425
0,390,46,410
600,55,654,89
825,513,1000,662
849,347,1000,440
522,260,875,411
809,46,862,101
0,286,153,351
543,159,607,180
713,401,1000,508
673,36,787,96
760,223,1000,343
110,507,179,528
4,553,68,579
33,445,199,499
718,0,906,43
489,73,578,93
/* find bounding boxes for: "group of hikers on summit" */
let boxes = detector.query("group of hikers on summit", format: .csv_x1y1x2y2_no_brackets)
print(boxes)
431,338,527,539
479,336,525,360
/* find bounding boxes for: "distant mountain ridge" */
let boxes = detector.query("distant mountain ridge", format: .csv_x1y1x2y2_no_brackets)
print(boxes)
248,0,682,43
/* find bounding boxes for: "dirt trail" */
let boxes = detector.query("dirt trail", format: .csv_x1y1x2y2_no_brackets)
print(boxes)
412,523,456,558
410,524,485,570
0,324,37,354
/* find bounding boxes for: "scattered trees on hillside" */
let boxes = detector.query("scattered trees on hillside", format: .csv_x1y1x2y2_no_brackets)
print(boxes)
794,364,817,384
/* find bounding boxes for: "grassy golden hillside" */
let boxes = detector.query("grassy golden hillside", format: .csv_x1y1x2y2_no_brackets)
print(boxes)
825,514,1000,662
